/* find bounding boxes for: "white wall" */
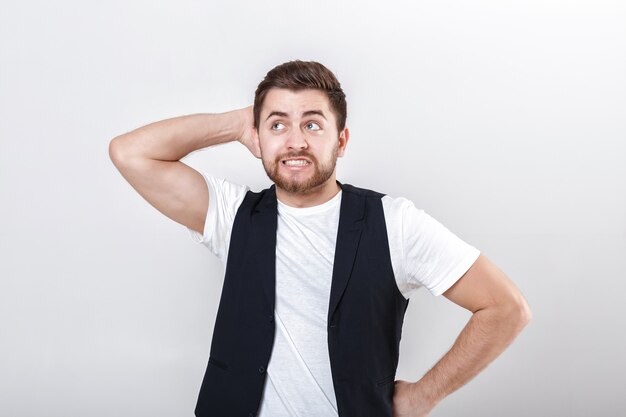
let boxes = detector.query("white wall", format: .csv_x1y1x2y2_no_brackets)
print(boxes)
1,0,624,415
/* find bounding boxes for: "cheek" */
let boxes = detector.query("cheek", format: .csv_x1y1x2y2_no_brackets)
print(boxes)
259,141,280,160
319,143,338,157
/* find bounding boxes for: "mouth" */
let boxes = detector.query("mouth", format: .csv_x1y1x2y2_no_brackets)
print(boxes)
281,158,311,168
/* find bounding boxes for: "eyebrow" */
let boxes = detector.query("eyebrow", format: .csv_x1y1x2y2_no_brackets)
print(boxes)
265,110,327,121
303,110,327,120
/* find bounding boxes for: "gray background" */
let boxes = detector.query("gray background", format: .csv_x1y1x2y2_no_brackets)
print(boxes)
1,0,625,416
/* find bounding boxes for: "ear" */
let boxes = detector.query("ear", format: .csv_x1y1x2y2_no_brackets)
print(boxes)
337,127,350,157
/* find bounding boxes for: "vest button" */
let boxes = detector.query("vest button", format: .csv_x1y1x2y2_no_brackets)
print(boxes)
268,315,274,323
259,366,265,374
248,413,255,417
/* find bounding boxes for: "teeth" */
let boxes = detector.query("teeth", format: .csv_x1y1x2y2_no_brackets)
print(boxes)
284,159,309,166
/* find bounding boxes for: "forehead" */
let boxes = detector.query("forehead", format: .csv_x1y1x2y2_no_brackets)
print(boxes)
261,88,332,118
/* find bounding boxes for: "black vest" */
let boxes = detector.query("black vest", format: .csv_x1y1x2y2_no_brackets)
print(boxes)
195,181,410,417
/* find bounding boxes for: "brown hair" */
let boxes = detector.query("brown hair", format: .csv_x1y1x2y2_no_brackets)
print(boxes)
253,60,347,132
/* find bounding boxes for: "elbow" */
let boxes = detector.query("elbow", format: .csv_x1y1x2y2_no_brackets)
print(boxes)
487,292,532,333
108,136,124,166
509,295,532,332
515,285,533,324
521,299,532,327
109,135,135,169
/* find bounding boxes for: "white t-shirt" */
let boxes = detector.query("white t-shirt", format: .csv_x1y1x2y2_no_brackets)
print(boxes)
187,174,480,417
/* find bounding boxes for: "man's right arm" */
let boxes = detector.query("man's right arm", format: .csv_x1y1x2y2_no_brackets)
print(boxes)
108,107,258,235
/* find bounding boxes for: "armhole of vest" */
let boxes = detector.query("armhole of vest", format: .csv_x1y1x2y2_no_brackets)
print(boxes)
235,189,257,218
377,194,410,302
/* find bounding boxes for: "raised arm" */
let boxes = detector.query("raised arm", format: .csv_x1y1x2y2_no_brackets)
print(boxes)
108,106,259,235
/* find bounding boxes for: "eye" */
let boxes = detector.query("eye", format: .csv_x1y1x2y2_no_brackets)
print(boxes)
271,122,285,130
305,122,321,131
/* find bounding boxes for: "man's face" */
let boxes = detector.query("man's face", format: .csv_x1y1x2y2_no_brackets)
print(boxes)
254,88,349,194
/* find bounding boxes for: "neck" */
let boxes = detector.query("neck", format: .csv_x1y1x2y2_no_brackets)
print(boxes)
275,176,341,208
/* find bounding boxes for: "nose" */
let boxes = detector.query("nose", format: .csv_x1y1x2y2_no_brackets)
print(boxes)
285,128,308,151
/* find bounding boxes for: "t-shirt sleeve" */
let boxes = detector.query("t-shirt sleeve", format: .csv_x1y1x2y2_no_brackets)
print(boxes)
186,173,249,264
383,196,480,299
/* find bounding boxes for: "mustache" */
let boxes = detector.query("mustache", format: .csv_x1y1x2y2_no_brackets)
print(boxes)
275,151,316,162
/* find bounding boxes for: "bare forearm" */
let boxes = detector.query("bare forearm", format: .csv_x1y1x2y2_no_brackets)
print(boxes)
111,109,245,162
413,306,530,409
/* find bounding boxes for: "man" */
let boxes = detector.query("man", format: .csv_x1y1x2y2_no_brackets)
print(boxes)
109,60,531,417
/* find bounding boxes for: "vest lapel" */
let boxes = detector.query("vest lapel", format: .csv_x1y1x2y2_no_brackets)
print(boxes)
252,184,278,314
328,182,365,323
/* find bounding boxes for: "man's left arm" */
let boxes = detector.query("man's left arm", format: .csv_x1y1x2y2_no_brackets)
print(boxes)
393,254,532,417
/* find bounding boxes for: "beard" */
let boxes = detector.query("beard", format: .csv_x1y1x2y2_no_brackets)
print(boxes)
262,144,339,194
